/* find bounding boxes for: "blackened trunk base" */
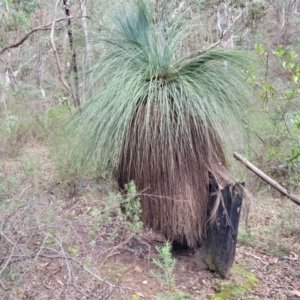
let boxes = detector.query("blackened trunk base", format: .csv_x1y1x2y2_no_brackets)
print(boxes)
197,182,244,277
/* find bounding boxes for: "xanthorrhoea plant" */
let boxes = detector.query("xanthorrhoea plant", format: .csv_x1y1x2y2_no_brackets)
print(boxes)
67,1,255,248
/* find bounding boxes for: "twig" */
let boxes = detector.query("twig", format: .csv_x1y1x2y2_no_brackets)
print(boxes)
71,282,99,300
0,233,119,290
98,232,135,269
0,251,122,290
133,235,151,265
245,251,274,271
0,231,16,246
52,234,73,298
282,251,298,261
70,255,118,289
0,233,21,278
19,185,31,199
0,279,7,291
245,251,268,262
1,248,134,292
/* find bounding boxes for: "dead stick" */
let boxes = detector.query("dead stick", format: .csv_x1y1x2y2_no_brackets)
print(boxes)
233,152,300,207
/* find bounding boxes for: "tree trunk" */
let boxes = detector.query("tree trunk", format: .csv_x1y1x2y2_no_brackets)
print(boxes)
196,182,244,277
79,0,93,101
63,0,80,107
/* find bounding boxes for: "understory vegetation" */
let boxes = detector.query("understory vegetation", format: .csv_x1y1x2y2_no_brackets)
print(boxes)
0,0,300,299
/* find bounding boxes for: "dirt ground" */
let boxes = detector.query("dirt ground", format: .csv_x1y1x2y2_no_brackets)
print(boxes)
0,145,300,299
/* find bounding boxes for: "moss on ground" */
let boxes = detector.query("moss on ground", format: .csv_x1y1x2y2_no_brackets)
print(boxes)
211,264,260,300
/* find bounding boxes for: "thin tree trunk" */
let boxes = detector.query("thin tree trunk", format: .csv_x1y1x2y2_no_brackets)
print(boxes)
79,0,92,100
0,71,8,111
292,0,298,13
233,152,300,206
215,4,223,40
223,0,234,49
0,57,19,111
63,0,80,107
50,0,72,93
37,50,46,100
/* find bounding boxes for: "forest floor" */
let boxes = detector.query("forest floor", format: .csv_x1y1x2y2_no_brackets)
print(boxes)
0,144,300,300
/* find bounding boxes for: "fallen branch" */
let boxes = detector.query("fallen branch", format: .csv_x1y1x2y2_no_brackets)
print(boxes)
282,251,298,261
233,152,300,206
244,251,267,264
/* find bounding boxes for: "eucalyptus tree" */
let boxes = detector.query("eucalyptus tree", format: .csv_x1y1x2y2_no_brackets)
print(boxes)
67,0,255,248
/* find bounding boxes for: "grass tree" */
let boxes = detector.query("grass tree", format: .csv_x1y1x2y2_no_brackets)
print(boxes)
67,0,255,249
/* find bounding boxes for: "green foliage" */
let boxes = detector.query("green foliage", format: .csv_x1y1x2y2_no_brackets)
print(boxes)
22,154,41,176
0,83,62,156
0,162,22,198
0,114,23,156
3,115,19,135
120,181,143,232
239,196,300,257
7,0,39,15
1,0,39,32
5,0,11,10
47,105,80,180
87,206,103,236
68,246,79,256
87,181,143,238
246,1,267,25
65,0,256,174
238,229,258,247
155,292,194,300
277,206,300,237
45,104,72,134
150,242,177,287
246,44,300,190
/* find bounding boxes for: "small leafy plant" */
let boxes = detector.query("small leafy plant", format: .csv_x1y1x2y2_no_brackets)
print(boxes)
150,241,177,287
120,181,143,232
88,181,143,239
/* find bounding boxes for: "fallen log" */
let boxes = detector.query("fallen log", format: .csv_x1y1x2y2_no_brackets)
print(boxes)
233,152,300,207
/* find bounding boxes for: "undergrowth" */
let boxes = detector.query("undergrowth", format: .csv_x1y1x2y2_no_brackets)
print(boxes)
150,242,177,287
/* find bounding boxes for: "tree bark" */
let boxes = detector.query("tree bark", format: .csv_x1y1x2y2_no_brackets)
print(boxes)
196,182,244,277
79,0,93,101
233,152,300,206
50,0,72,92
63,0,80,107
